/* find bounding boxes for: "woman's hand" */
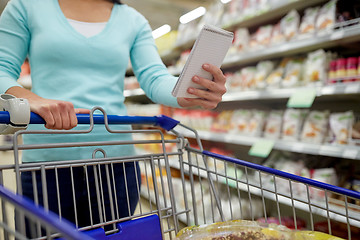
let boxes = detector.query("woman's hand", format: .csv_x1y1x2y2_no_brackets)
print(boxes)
177,64,226,109
6,86,89,130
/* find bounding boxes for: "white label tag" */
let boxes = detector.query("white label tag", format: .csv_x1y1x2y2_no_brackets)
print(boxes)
330,30,344,40
342,149,358,159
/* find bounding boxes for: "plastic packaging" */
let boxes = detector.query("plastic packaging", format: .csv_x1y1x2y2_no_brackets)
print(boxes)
282,109,308,141
280,10,300,41
300,110,329,144
264,110,284,139
175,220,345,240
316,0,337,34
255,61,275,89
282,58,304,88
299,7,319,38
329,111,354,145
304,49,328,85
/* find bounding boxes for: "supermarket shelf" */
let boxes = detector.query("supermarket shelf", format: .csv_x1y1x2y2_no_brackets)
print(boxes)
124,88,145,97
124,82,360,101
223,24,360,68
176,130,360,160
172,0,328,54
222,82,360,102
223,0,328,31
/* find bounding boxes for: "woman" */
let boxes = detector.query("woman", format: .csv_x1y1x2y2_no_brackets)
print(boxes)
0,0,227,233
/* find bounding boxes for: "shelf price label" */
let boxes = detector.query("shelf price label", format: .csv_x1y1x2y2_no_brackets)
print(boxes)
287,88,316,108
249,139,275,158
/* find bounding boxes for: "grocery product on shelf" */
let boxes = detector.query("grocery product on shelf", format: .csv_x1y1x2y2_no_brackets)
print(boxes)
280,10,300,41
300,110,330,144
254,61,275,89
303,49,329,85
263,110,284,140
328,111,354,145
282,58,304,88
281,109,308,141
316,0,337,34
250,25,273,49
248,110,268,137
229,109,253,135
298,7,320,39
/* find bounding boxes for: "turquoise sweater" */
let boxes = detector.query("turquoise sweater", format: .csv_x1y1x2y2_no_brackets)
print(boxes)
0,0,179,162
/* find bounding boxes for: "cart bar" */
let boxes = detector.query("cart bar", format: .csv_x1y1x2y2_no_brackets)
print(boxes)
0,184,94,240
0,111,180,131
203,150,360,200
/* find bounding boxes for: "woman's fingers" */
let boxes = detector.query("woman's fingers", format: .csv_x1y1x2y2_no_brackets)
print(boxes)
178,63,227,110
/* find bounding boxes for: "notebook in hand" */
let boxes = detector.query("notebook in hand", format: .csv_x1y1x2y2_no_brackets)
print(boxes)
172,24,234,98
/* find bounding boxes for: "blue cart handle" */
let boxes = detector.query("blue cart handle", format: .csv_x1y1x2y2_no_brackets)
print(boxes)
0,111,180,131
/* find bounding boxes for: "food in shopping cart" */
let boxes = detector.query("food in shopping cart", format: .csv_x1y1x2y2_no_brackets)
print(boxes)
300,110,329,144
299,7,320,38
316,0,337,33
328,111,354,145
175,220,344,240
280,10,300,41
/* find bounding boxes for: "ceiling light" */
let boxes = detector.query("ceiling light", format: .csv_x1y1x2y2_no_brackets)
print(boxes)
221,0,232,3
152,24,171,39
179,7,206,24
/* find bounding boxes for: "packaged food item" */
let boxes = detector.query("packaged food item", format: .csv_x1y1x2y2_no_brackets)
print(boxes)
230,109,252,135
231,28,250,54
282,58,304,88
346,57,358,78
280,10,300,41
228,71,243,91
264,110,284,139
329,111,354,145
282,109,308,141
240,66,257,90
300,110,330,144
328,60,337,81
310,168,338,200
299,7,320,38
336,58,347,79
250,25,273,49
271,22,285,45
176,220,344,240
197,2,225,29
211,111,234,133
248,110,267,137
254,61,274,89
265,58,289,88
304,49,328,85
316,0,337,34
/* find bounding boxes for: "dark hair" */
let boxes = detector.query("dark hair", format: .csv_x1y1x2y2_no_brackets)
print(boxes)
110,0,122,3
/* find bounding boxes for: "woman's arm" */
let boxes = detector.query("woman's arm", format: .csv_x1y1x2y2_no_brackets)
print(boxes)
130,15,226,110
0,0,88,130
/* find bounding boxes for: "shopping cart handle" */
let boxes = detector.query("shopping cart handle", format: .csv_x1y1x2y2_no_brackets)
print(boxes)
0,111,180,131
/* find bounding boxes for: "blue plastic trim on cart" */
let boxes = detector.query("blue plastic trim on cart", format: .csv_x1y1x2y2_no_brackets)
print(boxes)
0,184,94,240
0,111,179,131
84,214,162,240
203,150,360,200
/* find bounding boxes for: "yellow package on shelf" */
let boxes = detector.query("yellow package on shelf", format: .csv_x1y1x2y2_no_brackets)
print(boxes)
155,30,178,55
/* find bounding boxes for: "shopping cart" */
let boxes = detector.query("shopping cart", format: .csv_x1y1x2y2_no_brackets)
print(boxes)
0,100,359,239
